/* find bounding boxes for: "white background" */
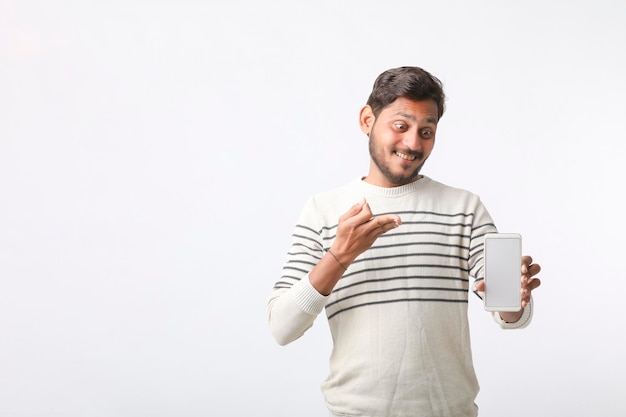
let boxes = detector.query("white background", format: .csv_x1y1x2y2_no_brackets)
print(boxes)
1,1,625,416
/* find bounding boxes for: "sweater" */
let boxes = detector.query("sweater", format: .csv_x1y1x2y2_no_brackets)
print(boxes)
267,176,532,417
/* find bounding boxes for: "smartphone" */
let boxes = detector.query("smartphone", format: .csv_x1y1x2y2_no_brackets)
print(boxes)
483,233,522,312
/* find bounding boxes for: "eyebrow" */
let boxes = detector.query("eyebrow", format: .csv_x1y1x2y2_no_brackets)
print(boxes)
396,112,438,124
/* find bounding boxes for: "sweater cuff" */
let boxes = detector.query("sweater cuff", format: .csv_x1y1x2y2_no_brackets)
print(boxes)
492,295,534,329
291,275,329,316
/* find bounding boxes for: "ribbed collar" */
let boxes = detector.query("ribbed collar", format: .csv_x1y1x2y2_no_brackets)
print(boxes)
356,175,431,198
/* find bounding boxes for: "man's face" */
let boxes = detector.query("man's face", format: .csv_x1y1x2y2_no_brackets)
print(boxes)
360,97,439,187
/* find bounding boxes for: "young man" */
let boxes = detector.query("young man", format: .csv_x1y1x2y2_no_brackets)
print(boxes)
267,66,541,417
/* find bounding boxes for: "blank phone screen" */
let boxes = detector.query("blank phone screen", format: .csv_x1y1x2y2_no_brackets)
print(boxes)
484,234,521,311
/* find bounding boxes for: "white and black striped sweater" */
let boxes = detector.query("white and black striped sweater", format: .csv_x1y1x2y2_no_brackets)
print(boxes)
268,176,532,417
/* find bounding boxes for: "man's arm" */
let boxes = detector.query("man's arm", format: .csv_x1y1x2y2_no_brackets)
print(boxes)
267,199,400,345
268,277,328,346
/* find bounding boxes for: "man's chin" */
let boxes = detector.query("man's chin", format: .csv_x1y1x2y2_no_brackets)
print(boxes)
387,172,421,186
396,166,423,183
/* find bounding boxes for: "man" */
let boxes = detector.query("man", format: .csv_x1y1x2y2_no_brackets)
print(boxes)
267,66,541,417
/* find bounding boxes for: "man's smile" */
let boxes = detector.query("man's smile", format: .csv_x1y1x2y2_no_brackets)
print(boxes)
394,150,419,161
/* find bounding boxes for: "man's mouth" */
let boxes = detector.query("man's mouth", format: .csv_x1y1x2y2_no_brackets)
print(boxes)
394,150,419,161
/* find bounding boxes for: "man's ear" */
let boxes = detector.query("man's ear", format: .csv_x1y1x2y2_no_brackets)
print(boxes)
359,105,375,135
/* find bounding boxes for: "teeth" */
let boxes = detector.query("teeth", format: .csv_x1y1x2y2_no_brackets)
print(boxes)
395,151,416,161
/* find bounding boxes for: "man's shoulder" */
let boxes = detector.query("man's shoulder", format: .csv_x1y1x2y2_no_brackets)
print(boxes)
300,179,363,215
420,176,484,209
423,176,477,195
310,178,361,200
293,179,362,225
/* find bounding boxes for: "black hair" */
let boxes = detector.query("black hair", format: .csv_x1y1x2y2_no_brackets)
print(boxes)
366,66,445,119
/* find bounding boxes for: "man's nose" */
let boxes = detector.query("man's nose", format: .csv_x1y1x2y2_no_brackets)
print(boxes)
402,131,423,151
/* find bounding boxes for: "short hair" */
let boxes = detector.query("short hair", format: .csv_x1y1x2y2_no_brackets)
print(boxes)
366,66,445,120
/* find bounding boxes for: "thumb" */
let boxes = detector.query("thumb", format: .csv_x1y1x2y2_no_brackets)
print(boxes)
344,198,367,217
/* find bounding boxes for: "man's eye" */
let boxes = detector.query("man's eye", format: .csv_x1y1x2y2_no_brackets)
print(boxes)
393,123,407,130
421,129,434,137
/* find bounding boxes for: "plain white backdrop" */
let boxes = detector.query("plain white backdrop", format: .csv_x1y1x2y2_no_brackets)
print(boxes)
1,1,625,416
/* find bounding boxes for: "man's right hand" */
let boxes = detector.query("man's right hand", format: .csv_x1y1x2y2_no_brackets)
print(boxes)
309,199,401,296
330,198,401,268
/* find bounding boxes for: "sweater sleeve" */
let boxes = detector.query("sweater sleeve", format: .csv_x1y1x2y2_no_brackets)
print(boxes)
472,281,534,329
491,296,533,329
267,197,328,345
267,276,328,345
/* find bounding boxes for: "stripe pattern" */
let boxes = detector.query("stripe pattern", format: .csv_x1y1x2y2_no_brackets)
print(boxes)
273,178,496,321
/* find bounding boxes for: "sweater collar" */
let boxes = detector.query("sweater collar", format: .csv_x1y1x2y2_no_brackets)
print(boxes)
357,175,430,197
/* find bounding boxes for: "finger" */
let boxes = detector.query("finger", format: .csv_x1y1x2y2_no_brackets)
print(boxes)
366,217,386,237
527,277,541,291
520,284,532,307
520,279,540,298
339,199,364,221
528,263,541,278
369,215,401,235
355,199,375,223
522,292,530,308
520,278,541,308
521,255,533,273
377,215,402,229
339,198,370,224
474,279,484,292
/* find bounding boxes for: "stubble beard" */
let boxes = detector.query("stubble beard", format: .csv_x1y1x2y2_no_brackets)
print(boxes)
368,132,425,186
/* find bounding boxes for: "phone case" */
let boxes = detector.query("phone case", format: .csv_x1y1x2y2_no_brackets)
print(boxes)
483,233,522,312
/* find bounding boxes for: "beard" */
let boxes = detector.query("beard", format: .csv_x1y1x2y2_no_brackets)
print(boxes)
368,131,426,186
